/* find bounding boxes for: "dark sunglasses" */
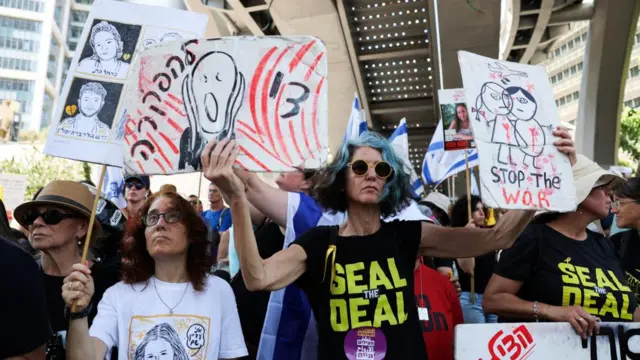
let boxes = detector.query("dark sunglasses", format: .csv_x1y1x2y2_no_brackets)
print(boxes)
125,181,145,190
142,211,182,226
22,209,83,226
347,160,393,179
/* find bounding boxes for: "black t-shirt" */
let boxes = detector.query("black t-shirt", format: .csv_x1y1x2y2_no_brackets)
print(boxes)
0,237,51,358
611,230,640,305
293,220,427,360
496,223,637,322
231,221,285,358
43,261,120,354
456,251,497,294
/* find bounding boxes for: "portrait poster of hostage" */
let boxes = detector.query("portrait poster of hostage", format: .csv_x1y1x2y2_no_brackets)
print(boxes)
56,77,123,142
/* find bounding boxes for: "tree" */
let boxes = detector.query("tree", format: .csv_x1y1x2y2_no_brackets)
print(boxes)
0,146,85,200
620,108,640,164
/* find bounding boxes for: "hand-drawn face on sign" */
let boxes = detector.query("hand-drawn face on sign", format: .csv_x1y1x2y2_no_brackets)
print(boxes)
458,51,577,212
119,36,328,175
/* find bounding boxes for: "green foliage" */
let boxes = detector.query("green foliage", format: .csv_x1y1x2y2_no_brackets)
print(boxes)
620,108,640,163
18,127,49,143
0,147,84,200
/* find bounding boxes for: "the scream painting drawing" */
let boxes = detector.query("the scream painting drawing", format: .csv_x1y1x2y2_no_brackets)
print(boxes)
120,36,328,174
458,51,576,211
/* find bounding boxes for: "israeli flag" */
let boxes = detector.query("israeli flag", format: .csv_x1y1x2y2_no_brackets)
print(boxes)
470,171,480,196
343,93,367,142
422,119,479,185
98,166,126,209
389,118,424,198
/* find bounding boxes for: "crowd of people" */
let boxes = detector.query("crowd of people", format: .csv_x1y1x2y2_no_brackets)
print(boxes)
1,127,639,360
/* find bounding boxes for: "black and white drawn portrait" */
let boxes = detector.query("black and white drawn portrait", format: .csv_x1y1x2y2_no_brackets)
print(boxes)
134,323,190,360
56,77,123,142
141,26,188,49
76,19,142,79
178,50,246,171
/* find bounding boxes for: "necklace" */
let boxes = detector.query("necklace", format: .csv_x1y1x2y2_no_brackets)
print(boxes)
153,277,189,314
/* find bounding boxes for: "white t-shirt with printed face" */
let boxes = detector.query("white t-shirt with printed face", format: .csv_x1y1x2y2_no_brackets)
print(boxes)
90,275,247,360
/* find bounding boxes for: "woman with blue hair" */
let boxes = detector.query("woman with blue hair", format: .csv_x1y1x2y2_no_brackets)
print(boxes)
202,129,577,359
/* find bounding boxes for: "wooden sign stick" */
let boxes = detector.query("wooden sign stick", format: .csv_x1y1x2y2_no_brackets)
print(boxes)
464,152,476,305
73,164,107,312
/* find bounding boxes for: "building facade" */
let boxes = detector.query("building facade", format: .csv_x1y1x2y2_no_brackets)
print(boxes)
541,19,640,130
0,0,93,132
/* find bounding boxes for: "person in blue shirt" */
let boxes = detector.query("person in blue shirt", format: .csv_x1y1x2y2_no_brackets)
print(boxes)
201,183,231,233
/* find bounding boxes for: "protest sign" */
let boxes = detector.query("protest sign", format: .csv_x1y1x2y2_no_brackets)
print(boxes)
0,173,27,212
455,322,640,360
119,36,329,175
439,88,475,150
458,51,577,211
44,0,208,167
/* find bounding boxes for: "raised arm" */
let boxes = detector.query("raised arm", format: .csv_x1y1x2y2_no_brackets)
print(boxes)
203,139,308,291
419,209,535,258
234,169,289,227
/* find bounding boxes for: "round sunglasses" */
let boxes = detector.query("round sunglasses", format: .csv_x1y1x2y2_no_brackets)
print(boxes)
142,211,182,226
22,209,83,226
125,181,145,190
347,160,393,179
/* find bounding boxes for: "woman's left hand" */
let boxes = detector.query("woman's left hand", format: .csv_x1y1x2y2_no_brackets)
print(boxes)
552,126,577,166
201,138,245,198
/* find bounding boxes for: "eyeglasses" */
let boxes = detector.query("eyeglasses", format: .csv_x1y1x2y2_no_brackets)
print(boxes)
22,209,83,226
142,211,182,226
347,160,393,179
189,200,198,205
611,199,640,209
125,181,145,190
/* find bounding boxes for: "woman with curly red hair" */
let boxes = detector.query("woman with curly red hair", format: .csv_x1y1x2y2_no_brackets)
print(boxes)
62,192,247,360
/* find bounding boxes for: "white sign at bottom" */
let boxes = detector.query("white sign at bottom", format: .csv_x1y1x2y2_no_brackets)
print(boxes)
455,322,640,360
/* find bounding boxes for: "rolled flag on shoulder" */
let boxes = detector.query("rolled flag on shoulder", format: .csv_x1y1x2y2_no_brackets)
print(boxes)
343,92,368,142
422,119,479,185
389,118,424,198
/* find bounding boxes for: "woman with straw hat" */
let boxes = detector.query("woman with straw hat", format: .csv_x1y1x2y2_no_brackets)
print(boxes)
12,180,120,359
484,154,640,340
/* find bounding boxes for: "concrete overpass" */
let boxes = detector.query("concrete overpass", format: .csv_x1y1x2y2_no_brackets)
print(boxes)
501,0,640,167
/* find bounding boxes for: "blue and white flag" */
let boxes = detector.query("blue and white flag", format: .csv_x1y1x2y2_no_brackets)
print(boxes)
470,171,480,196
389,118,424,198
98,166,126,209
422,119,479,185
343,93,367,142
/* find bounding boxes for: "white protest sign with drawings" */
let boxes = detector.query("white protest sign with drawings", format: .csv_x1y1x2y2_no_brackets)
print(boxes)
119,36,328,174
458,51,577,211
44,0,208,167
455,322,640,360
0,173,27,212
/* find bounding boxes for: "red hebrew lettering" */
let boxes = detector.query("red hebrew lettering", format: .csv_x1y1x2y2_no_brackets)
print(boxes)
487,326,536,360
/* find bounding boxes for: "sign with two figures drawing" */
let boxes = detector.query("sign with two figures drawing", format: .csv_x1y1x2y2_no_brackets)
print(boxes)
458,51,577,212
44,0,208,167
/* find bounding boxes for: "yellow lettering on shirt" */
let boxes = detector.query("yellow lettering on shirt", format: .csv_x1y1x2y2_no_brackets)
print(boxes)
559,262,579,285
388,258,407,288
562,285,581,307
582,289,598,315
373,294,397,327
620,294,633,320
599,293,619,319
609,270,631,292
331,263,346,295
575,266,595,287
349,298,371,328
330,299,349,332
595,268,617,291
346,262,367,294
395,291,408,324
369,261,393,290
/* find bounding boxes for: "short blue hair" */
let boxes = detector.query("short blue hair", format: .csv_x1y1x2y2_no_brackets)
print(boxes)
314,131,413,217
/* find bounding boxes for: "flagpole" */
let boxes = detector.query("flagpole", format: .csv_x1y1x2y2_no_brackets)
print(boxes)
464,152,476,304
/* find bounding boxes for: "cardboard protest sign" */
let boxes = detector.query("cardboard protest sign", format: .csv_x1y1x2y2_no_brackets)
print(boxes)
0,173,27,212
455,322,640,360
119,36,328,174
458,51,577,211
439,88,475,150
44,0,208,167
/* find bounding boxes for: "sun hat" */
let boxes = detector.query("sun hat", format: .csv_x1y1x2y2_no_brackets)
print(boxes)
14,180,102,234
573,154,624,204
424,191,451,215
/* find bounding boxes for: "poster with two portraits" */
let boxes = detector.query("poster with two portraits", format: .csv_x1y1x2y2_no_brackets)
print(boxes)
44,0,207,167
